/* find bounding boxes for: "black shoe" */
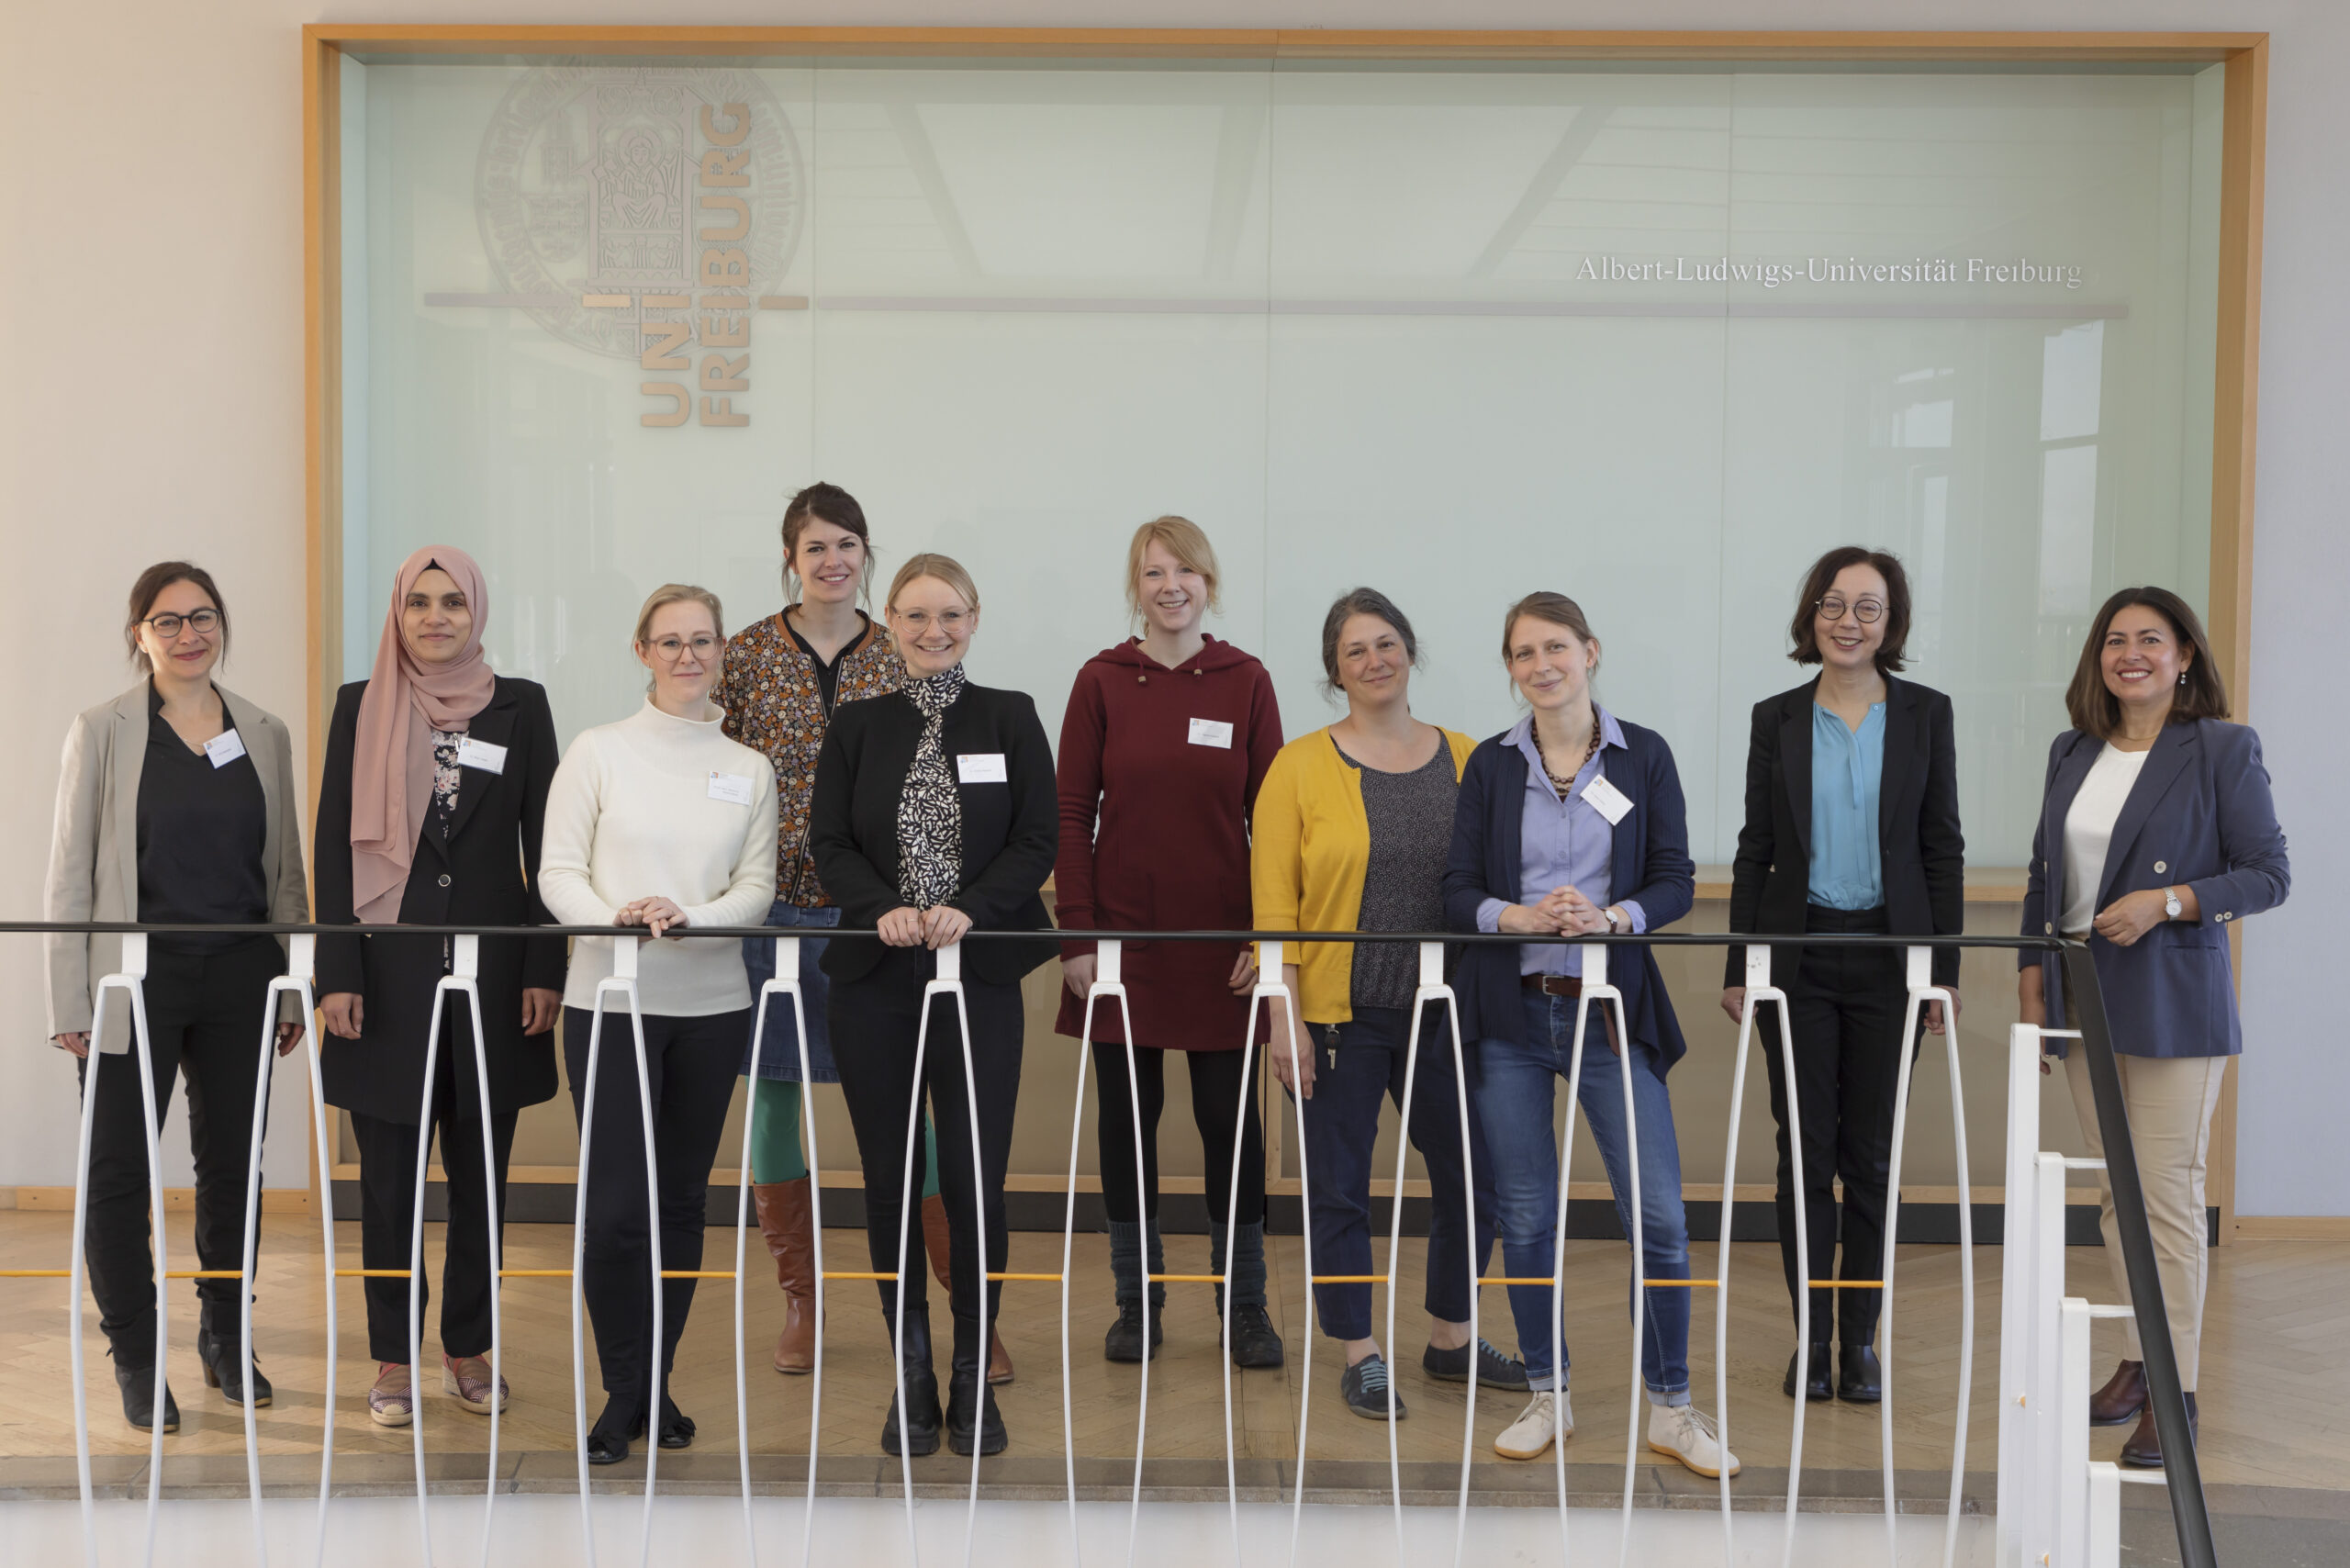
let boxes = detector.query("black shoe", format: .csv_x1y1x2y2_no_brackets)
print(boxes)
1222,1305,1285,1369
1784,1342,1833,1402
1838,1342,1883,1404
1102,1299,1163,1363
586,1395,644,1466
196,1326,273,1408
946,1313,1008,1456
1338,1353,1406,1420
1422,1337,1528,1391
656,1393,694,1450
881,1305,942,1459
113,1357,179,1435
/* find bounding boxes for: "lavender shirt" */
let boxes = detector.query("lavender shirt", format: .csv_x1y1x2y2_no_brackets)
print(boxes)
1473,709,1651,977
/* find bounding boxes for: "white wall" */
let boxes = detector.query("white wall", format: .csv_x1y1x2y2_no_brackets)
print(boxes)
4,0,2343,1216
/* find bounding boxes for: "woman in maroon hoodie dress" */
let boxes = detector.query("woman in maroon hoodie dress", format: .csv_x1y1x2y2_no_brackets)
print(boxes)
1057,517,1285,1368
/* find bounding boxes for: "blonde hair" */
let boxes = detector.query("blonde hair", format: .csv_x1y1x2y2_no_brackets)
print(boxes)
1125,515,1221,621
633,583,725,645
886,553,980,614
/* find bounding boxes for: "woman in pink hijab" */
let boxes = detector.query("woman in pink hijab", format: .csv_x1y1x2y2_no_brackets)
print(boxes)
313,547,565,1428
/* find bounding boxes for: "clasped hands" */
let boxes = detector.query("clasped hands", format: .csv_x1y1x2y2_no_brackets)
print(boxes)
878,903,972,949
1496,885,1613,937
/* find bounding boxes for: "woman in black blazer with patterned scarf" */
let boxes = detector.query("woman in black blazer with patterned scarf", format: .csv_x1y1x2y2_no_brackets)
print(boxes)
810,553,1057,1462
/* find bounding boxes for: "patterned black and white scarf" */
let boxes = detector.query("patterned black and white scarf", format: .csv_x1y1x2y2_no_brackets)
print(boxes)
895,665,968,907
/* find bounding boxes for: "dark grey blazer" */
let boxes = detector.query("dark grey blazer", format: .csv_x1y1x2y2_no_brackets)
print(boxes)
2021,719,2288,1058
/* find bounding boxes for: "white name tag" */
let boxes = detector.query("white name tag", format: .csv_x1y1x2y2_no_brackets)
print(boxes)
1581,771,1634,826
708,770,755,805
956,753,1008,784
1187,717,1234,749
203,729,247,769
455,736,508,774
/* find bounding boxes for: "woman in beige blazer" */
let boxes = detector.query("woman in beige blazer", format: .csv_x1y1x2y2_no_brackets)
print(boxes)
42,562,308,1435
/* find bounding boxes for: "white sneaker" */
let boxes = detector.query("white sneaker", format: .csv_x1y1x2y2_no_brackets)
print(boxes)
1493,1390,1573,1461
1648,1401,1740,1478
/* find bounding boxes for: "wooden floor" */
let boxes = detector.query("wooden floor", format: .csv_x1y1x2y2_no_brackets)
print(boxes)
1,1213,2343,1498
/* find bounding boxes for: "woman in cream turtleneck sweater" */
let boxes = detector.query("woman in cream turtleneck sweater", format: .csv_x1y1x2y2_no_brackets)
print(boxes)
539,584,778,1466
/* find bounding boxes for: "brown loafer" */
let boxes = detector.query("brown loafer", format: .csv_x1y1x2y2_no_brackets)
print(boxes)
2120,1390,2197,1469
2089,1358,2145,1427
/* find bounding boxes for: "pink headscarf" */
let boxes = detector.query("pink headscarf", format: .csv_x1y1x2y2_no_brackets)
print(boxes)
349,546,498,924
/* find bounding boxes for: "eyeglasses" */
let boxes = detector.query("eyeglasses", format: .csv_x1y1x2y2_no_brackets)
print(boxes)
892,609,970,636
142,609,220,639
1816,596,1886,625
648,634,720,663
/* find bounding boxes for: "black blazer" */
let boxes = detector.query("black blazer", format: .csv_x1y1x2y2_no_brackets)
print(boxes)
810,679,1058,986
1726,675,1964,989
314,677,566,1122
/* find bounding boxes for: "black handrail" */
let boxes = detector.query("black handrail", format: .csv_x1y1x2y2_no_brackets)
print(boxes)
12,917,2214,1567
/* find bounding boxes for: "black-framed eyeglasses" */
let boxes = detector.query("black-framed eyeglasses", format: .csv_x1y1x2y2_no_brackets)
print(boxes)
1816,596,1885,625
142,609,221,638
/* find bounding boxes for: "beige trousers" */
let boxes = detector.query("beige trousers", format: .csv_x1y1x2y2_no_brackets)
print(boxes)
2065,1051,2227,1390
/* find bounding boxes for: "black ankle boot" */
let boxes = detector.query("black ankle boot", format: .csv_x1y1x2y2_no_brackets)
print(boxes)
1102,1298,1163,1362
946,1312,1008,1457
1784,1341,1833,1402
881,1304,942,1458
1838,1341,1883,1404
112,1354,179,1435
196,1318,273,1408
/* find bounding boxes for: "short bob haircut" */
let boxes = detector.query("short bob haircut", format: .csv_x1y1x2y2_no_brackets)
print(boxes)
1125,515,1222,621
1788,545,1912,675
887,552,980,614
1319,587,1419,700
780,481,873,604
126,560,229,673
1500,591,1600,675
2065,586,2229,739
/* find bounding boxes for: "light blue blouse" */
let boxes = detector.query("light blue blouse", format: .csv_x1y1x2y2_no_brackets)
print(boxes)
1807,700,1886,911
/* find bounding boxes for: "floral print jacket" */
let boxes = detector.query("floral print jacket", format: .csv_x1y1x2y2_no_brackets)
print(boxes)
717,610,906,906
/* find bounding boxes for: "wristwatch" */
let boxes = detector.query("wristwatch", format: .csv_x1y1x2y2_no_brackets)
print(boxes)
2163,887,2182,919
1603,906,1625,934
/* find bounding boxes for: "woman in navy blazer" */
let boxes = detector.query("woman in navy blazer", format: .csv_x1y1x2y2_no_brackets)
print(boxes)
1445,593,1735,1479
2020,586,2287,1470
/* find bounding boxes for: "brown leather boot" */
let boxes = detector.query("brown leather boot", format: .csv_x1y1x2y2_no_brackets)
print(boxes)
2089,1359,2145,1427
2120,1390,2197,1469
923,1193,1013,1386
756,1180,818,1374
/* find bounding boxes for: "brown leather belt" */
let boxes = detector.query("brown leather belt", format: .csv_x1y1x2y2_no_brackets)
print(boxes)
1519,973,1585,997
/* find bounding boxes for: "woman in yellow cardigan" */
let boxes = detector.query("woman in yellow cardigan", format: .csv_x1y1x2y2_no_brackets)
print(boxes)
1253,587,1518,1421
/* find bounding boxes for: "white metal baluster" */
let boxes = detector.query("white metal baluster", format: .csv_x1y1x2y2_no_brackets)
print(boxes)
1059,943,1113,1568
1762,964,1811,1568
1434,946,1480,1568
1256,940,1315,1568
569,937,640,1568
1878,946,1968,1568
1079,941,1147,1568
280,936,335,1568
407,952,453,1564
1996,1023,2044,1568
929,942,990,1568
1550,947,1583,1568
446,938,505,1567
1715,945,1793,1567
1216,962,1262,1568
883,941,932,1568
731,935,803,1568
1381,970,1424,1562
625,949,664,1568
1576,945,1644,1568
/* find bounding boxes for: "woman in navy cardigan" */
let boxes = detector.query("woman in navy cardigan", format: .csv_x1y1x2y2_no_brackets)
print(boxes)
2021,586,2288,1470
1443,592,1734,1479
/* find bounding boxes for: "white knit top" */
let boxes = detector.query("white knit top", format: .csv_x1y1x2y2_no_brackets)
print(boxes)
539,700,778,1015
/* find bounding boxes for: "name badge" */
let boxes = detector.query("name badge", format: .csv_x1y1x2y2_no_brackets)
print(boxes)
203,729,247,769
708,770,755,805
1581,771,1634,826
956,753,1008,784
455,736,508,774
1187,717,1234,749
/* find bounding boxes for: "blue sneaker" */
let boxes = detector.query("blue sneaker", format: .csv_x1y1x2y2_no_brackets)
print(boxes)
1423,1337,1529,1391
1339,1353,1406,1420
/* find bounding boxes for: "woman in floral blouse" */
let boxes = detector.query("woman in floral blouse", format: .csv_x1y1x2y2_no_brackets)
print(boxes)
719,484,1006,1383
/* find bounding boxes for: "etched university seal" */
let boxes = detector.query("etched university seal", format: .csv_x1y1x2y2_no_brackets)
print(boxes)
476,64,803,359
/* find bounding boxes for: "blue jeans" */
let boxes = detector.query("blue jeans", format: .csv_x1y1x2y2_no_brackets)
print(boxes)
1292,1005,1496,1343
741,902,840,1082
1468,991,1691,1403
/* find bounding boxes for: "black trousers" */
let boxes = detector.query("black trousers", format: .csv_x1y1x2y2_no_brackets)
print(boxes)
563,1005,748,1401
76,936,285,1359
832,948,1024,1327
1756,905,1920,1345
348,1099,519,1365
1091,1044,1265,1228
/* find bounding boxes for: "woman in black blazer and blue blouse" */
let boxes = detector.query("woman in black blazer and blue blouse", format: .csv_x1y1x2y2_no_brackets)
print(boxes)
810,553,1058,1462
1722,547,1964,1406
2020,587,2287,1470
314,547,565,1429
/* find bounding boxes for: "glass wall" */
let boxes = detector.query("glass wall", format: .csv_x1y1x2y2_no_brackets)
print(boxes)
344,55,2221,868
